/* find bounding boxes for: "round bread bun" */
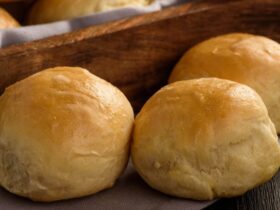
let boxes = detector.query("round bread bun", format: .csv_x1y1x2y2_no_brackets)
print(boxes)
27,0,154,25
0,67,134,202
0,7,19,29
169,33,280,133
132,78,280,200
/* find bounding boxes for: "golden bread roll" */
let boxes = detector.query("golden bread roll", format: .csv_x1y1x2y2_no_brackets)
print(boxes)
132,78,280,200
0,67,134,202
27,0,153,24
169,33,280,133
0,7,19,29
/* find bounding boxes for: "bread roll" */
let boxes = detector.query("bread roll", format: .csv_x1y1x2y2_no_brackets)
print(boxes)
0,67,134,202
0,7,19,29
27,0,153,24
132,78,280,200
169,33,280,133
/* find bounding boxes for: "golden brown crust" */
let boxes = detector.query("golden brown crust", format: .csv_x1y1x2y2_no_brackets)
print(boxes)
132,78,280,200
169,33,280,133
0,67,134,202
27,0,154,24
0,7,19,29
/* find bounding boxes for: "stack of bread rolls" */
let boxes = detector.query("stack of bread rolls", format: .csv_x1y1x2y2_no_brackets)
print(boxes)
131,33,280,200
169,33,280,133
0,9,280,203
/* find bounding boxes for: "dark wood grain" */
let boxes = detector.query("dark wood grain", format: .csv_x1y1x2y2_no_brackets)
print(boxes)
0,0,279,112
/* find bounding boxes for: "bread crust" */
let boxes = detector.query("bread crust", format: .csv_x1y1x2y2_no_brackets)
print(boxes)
132,78,280,200
169,33,280,133
0,67,134,202
27,0,153,24
0,7,19,29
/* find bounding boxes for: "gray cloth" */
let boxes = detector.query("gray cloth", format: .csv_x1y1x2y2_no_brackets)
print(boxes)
0,163,214,210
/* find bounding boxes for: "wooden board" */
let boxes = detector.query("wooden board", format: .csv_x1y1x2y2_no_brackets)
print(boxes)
0,0,279,112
